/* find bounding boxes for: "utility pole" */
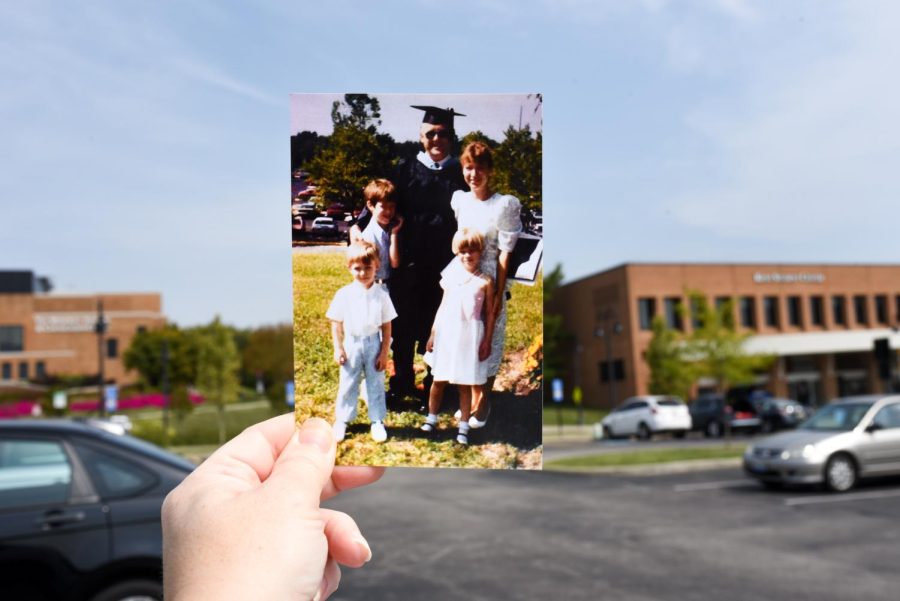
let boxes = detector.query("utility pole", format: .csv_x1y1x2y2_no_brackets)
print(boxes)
94,300,108,417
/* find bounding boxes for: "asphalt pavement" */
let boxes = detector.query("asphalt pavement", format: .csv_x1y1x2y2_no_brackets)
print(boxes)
325,464,900,600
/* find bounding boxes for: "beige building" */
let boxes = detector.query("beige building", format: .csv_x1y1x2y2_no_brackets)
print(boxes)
0,271,165,387
551,263,900,409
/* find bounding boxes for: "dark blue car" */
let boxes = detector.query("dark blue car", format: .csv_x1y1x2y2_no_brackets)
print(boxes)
0,419,194,601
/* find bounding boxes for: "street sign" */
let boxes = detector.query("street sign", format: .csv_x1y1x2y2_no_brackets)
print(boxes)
285,381,296,408
52,391,67,410
104,384,118,413
551,378,564,403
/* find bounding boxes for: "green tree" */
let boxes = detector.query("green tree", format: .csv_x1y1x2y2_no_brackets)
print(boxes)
646,292,776,399
687,293,774,392
123,324,196,389
494,125,542,211
305,94,394,210
241,323,293,410
543,264,573,386
646,315,696,401
194,317,241,444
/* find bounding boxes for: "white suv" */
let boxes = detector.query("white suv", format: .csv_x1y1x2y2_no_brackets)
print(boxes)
601,395,692,440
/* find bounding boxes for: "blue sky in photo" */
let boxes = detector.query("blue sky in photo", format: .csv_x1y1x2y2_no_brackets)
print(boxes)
2,1,898,327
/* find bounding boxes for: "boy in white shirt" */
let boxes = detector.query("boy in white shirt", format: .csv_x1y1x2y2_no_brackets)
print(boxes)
327,240,397,442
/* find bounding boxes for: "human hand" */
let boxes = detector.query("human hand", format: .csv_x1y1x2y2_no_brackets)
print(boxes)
334,347,347,365
162,415,384,601
391,215,404,235
478,337,491,362
349,224,362,244
374,351,388,372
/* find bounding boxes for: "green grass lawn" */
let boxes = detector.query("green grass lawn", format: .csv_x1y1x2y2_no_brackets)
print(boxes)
545,446,746,469
130,404,280,446
291,249,543,469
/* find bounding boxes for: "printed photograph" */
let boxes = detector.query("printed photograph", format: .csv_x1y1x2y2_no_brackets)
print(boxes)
290,93,543,468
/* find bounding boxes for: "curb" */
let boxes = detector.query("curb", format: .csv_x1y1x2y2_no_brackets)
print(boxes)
544,457,742,476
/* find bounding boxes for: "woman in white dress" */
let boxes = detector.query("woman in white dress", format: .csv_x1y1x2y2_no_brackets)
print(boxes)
450,141,522,427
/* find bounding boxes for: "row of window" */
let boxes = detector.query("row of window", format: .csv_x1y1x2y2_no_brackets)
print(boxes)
638,293,900,332
1,361,46,381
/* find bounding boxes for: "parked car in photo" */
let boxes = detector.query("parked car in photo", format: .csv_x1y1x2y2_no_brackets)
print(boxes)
0,419,194,601
601,395,692,440
689,394,761,438
743,395,900,492
310,216,340,238
755,397,812,433
294,200,318,216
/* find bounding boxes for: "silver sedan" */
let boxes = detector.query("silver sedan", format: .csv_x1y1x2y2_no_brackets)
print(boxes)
743,395,900,492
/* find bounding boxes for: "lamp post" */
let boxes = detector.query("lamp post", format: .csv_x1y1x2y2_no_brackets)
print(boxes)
595,308,623,409
94,300,108,417
573,342,583,425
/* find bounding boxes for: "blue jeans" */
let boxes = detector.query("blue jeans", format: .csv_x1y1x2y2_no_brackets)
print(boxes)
335,332,387,424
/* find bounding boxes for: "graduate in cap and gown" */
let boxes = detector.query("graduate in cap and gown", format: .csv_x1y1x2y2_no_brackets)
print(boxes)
356,106,468,405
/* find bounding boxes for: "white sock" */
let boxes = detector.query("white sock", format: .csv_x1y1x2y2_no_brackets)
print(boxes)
458,422,470,435
425,413,438,425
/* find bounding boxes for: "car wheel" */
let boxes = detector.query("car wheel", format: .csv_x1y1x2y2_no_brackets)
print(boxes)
89,579,162,601
637,423,651,441
673,430,686,439
603,425,614,440
824,454,857,493
706,421,722,438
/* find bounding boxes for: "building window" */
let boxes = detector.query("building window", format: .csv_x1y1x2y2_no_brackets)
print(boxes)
690,296,706,330
875,295,888,325
787,296,802,327
599,359,625,383
1,363,10,380
763,296,779,328
664,297,682,330
739,297,756,328
0,325,24,352
35,361,46,379
832,296,846,325
137,325,147,334
106,338,119,359
637,298,656,331
18,362,28,380
810,296,824,326
853,295,868,326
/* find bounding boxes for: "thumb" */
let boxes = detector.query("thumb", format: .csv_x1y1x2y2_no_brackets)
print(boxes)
265,417,337,509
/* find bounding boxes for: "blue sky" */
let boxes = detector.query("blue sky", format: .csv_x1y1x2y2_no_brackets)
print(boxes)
2,1,898,327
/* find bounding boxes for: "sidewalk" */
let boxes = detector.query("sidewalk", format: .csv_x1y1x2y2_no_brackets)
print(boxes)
542,423,598,443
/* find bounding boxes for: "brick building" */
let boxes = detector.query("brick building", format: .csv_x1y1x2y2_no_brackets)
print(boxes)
0,271,165,387
551,263,900,409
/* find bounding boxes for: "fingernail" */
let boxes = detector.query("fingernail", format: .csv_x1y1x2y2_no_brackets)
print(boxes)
353,535,373,563
298,419,333,453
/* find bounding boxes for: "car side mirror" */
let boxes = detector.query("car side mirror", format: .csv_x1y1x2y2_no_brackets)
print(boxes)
866,422,884,433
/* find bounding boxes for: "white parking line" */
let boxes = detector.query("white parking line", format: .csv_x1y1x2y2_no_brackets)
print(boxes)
785,489,900,507
674,479,750,492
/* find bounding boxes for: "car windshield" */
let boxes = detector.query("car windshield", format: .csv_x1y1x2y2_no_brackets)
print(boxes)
800,402,872,431
657,399,681,407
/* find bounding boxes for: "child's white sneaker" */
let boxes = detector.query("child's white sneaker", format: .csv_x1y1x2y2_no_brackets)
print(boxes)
333,421,347,441
370,421,387,442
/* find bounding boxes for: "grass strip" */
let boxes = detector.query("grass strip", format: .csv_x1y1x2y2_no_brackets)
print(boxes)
546,446,745,468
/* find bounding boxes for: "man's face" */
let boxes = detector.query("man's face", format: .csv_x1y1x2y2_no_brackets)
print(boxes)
370,200,396,226
420,124,451,162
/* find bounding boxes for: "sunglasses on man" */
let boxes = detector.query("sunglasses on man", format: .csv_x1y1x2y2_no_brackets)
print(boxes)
424,129,452,140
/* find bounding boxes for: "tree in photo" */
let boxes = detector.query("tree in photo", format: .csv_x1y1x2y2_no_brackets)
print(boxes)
305,94,394,211
195,317,241,445
646,315,696,401
494,125,542,211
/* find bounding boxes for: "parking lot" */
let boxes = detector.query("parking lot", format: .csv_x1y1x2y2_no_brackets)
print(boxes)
326,461,900,600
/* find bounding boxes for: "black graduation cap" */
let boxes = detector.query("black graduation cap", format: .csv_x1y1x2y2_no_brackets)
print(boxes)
411,105,466,128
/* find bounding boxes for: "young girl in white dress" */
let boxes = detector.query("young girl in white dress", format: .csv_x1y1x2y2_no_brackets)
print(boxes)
421,229,496,444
